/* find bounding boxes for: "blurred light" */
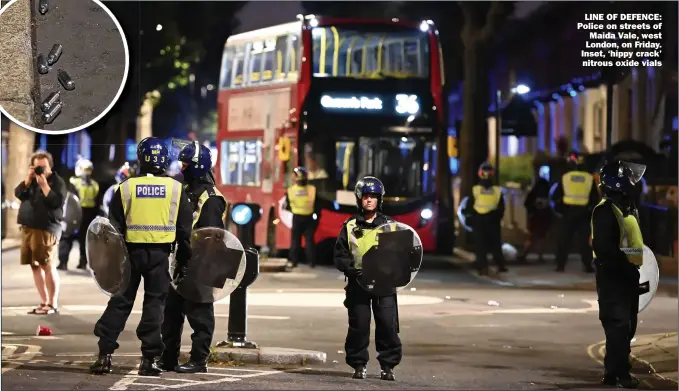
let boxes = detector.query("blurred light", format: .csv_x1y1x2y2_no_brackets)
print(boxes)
420,208,433,220
569,90,577,97
511,84,530,95
189,74,195,82
578,85,586,91
407,115,415,123
420,21,429,32
309,18,318,27
392,18,399,22
401,137,408,142
312,213,318,220
231,204,253,226
333,201,340,210
206,84,214,91
156,24,162,31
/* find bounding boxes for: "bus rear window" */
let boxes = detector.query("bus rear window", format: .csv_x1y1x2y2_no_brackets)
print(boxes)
220,139,262,186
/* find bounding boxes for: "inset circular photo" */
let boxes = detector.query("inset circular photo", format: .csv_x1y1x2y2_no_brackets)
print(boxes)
0,0,129,134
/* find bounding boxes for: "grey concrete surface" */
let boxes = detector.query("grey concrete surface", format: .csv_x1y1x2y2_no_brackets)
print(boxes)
0,0,36,127
211,347,326,366
2,245,678,389
34,0,126,132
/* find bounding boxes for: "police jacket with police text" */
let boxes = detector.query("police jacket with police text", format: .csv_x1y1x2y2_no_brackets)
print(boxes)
333,212,394,277
591,199,640,280
108,172,193,265
185,179,226,230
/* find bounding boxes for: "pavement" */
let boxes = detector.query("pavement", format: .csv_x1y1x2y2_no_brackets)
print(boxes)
33,0,127,131
0,0,36,127
2,243,678,389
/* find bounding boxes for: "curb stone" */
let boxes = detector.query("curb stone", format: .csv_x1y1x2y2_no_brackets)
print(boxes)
210,347,326,366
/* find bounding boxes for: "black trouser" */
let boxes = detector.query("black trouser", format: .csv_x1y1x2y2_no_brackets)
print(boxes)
94,246,171,359
289,214,316,267
472,214,506,270
59,207,98,267
556,206,592,270
596,270,639,379
344,281,401,369
161,287,215,365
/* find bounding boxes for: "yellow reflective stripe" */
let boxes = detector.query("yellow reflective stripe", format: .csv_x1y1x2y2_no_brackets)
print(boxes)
121,180,132,225
345,219,361,268
167,181,181,226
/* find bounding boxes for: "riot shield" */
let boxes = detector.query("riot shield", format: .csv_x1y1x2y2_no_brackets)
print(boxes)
85,216,131,296
456,196,473,232
638,245,659,313
357,222,423,296
62,192,82,237
170,227,247,303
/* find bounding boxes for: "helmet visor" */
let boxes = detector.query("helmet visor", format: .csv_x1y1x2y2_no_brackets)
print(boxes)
621,161,646,184
171,138,192,160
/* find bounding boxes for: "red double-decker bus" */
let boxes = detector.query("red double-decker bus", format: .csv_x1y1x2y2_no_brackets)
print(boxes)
215,15,445,259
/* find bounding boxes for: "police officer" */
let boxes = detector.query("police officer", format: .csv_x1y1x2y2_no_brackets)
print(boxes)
58,159,100,270
550,151,599,272
592,161,644,389
463,162,508,275
90,137,193,377
159,142,227,374
284,167,317,269
334,176,401,381
101,162,131,217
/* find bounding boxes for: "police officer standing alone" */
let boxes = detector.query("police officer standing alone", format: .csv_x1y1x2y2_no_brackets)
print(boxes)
284,167,317,269
58,159,100,270
101,162,131,217
549,152,599,272
334,176,401,381
159,142,227,374
90,137,193,377
463,162,508,275
592,161,645,389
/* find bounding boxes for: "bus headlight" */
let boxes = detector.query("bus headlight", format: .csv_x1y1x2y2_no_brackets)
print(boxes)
420,208,433,220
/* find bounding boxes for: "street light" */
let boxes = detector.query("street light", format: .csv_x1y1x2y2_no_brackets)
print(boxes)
511,84,530,95
156,24,163,31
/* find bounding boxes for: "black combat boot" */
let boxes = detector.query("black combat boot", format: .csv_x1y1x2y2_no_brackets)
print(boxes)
138,357,162,376
175,360,208,373
155,357,177,372
380,366,395,381
601,373,617,386
616,376,640,389
351,365,367,379
90,354,112,374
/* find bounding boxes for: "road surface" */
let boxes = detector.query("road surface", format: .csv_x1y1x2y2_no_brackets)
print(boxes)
33,0,126,131
2,245,677,389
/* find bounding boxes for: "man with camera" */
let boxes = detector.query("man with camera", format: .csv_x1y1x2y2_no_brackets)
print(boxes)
14,151,67,315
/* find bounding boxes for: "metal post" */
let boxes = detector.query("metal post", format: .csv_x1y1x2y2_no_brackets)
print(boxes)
605,75,614,151
495,89,502,184
217,203,261,349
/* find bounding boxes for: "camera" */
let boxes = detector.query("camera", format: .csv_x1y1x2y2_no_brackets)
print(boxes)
34,166,44,176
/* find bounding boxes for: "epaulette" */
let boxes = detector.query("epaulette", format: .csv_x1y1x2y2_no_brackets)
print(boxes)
206,186,217,197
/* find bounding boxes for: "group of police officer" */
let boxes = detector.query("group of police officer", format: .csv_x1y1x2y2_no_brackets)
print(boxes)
464,154,646,388
82,135,646,387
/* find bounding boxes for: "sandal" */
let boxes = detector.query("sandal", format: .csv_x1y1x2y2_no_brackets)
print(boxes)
35,305,59,315
28,304,48,314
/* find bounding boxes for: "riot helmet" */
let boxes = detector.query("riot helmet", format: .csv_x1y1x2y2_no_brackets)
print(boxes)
477,162,495,180
567,151,585,170
293,167,308,186
115,162,131,183
75,158,93,178
178,141,213,181
137,137,170,174
354,176,385,213
599,160,646,211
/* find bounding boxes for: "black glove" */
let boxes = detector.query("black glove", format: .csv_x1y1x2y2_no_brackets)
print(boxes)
345,267,362,280
173,262,187,283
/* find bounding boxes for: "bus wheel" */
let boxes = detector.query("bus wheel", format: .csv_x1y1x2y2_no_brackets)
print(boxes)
266,207,278,258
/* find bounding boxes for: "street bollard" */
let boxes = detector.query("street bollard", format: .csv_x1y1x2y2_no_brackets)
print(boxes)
217,203,262,349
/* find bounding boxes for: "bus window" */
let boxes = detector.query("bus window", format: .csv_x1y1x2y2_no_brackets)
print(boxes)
220,139,262,186
219,46,234,89
335,141,356,190
249,42,263,84
261,38,276,82
231,44,245,87
287,32,300,81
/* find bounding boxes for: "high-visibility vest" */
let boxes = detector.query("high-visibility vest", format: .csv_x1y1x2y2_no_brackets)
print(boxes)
591,199,644,266
70,177,99,208
191,186,227,228
287,184,316,216
119,175,182,243
345,218,397,269
562,171,594,206
472,185,502,215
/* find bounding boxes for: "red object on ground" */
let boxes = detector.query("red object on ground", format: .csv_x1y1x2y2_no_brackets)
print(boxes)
36,325,51,336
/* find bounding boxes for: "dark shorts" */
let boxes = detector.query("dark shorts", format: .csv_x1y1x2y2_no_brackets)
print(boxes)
20,227,59,268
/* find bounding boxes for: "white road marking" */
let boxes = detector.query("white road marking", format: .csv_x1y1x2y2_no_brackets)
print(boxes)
1,344,42,374
214,292,444,307
2,331,15,335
